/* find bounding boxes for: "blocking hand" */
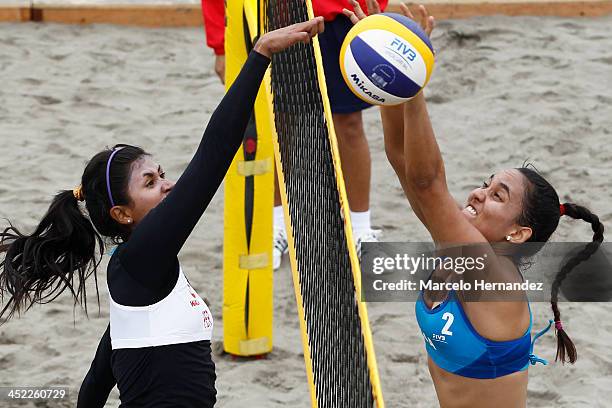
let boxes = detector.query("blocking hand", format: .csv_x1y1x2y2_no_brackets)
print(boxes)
255,16,325,58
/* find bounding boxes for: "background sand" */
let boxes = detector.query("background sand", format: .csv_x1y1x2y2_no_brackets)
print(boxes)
0,15,611,407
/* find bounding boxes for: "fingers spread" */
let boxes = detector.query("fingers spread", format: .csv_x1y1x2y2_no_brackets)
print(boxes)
418,5,428,31
366,0,381,14
399,3,435,37
427,16,435,36
349,0,368,20
342,8,360,25
400,3,414,19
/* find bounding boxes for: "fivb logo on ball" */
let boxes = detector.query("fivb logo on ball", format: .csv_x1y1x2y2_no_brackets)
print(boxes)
340,13,435,106
389,37,418,66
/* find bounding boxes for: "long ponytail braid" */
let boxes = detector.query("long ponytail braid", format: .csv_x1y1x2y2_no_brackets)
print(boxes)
517,166,605,365
551,203,604,363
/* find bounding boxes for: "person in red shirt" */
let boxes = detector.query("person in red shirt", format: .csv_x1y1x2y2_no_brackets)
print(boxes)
201,0,388,269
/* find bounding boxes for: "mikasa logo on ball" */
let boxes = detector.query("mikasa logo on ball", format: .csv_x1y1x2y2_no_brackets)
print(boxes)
350,73,386,103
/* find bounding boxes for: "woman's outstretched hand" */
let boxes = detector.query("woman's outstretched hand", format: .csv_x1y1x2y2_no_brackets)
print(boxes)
399,3,435,37
342,1,435,38
254,16,325,58
342,0,380,23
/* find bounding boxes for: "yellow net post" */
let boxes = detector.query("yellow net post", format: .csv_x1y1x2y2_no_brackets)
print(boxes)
222,0,275,357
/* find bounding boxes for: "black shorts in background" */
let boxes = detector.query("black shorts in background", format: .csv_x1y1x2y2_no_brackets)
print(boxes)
318,15,372,114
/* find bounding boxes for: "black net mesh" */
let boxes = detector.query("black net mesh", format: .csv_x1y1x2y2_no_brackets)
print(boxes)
264,1,375,406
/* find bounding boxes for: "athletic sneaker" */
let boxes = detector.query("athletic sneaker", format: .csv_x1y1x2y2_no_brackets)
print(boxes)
354,228,382,259
273,228,289,270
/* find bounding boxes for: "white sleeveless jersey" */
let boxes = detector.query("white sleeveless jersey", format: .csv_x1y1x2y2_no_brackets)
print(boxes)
109,267,214,349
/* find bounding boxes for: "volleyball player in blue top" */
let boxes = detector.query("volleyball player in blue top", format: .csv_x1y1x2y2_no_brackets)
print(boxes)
345,2,604,407
0,17,324,407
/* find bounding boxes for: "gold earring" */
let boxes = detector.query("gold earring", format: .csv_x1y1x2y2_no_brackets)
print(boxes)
128,219,132,224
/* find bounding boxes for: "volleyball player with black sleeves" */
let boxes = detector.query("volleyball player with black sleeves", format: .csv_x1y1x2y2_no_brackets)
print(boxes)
0,17,324,407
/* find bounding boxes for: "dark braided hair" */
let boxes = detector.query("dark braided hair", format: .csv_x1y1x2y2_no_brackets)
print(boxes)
517,166,604,364
551,203,604,363
0,144,148,322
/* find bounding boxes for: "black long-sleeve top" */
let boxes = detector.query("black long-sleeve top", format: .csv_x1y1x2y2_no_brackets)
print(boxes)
77,50,271,408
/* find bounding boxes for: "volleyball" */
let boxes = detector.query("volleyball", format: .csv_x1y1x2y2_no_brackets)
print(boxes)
339,13,435,106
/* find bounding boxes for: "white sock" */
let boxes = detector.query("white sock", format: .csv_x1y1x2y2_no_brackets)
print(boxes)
274,205,286,233
351,210,371,234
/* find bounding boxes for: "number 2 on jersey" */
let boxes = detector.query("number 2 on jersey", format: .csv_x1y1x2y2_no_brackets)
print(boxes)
441,312,454,336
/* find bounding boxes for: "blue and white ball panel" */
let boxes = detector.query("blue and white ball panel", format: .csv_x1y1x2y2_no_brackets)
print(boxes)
342,43,408,105
339,13,435,106
354,29,429,87
349,36,423,98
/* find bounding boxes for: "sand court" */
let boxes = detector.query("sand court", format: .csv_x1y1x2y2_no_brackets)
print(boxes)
0,11,612,408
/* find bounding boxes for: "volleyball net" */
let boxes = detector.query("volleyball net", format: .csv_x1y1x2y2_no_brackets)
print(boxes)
263,0,384,406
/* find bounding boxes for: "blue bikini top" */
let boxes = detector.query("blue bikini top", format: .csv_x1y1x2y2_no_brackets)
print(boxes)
415,290,552,379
